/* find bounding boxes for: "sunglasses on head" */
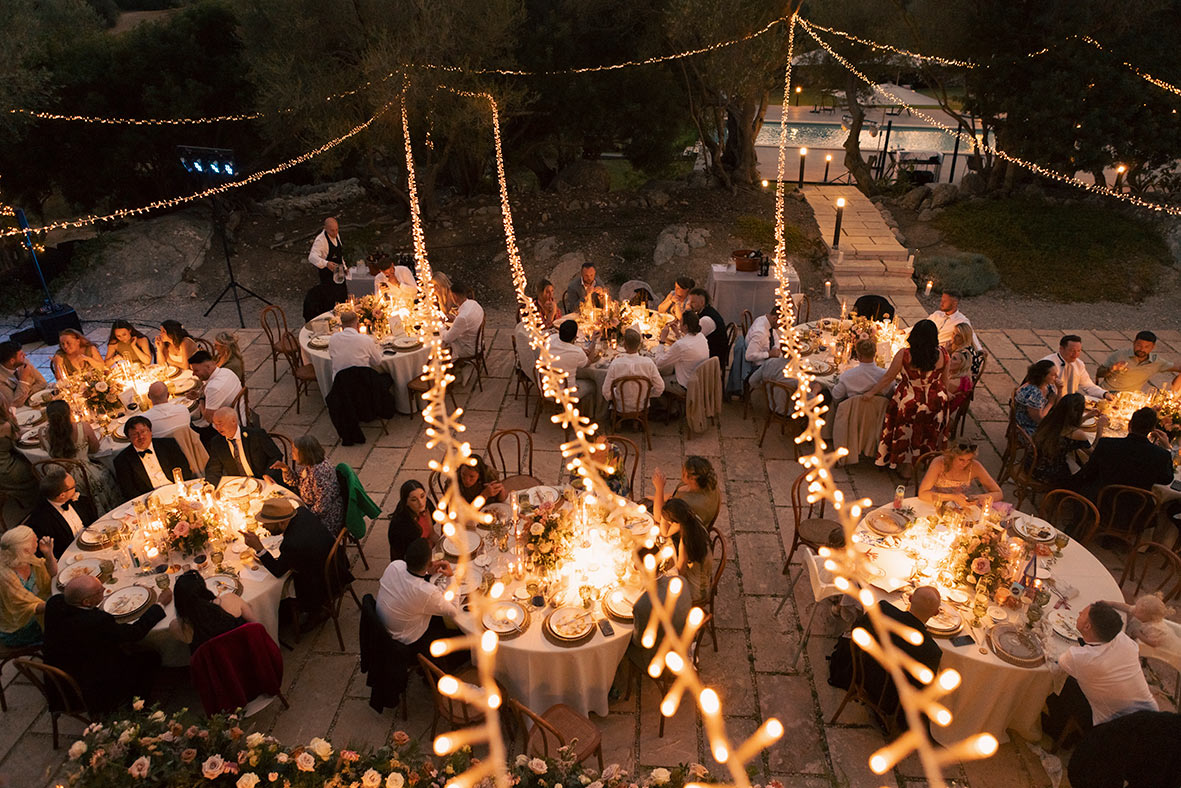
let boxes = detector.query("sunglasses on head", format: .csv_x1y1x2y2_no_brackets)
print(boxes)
955,442,977,452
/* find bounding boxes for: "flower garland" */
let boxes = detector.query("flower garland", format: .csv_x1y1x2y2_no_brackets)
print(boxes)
65,705,719,788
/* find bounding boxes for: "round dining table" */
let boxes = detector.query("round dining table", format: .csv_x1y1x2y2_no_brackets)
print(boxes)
299,311,430,414
56,476,295,667
854,497,1123,745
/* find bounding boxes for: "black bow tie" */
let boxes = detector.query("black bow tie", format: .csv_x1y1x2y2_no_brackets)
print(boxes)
60,500,72,512
137,449,153,458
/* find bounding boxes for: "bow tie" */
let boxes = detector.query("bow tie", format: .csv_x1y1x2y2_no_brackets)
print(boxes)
59,500,72,512
137,449,153,458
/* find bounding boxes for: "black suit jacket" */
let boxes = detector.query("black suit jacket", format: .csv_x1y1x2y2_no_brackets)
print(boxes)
205,428,283,486
258,506,352,610
1070,434,1174,501
113,438,193,502
25,498,97,558
42,594,165,712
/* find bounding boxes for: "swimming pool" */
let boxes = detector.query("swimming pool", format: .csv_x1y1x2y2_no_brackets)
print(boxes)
756,120,975,154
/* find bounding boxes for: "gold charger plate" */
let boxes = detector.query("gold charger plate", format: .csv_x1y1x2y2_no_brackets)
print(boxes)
865,509,909,536
988,623,1045,667
102,584,155,619
482,600,530,640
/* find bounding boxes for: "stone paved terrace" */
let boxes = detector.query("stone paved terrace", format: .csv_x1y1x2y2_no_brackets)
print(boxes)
1,312,1178,788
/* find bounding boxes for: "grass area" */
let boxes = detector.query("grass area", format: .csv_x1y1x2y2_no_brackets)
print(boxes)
733,214,812,257
933,199,1172,303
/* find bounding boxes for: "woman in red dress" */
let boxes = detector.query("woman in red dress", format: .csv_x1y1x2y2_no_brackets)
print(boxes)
861,319,951,476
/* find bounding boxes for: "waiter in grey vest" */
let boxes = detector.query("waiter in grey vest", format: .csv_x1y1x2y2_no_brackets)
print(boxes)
308,217,349,305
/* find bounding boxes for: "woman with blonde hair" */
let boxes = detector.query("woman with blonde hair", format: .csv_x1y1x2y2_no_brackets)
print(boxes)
0,525,57,647
51,329,105,380
947,323,981,413
432,271,457,318
213,332,247,384
917,440,1003,508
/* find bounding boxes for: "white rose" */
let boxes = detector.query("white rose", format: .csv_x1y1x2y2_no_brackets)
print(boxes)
650,768,670,785
246,732,265,749
149,711,165,722
386,772,406,788
309,737,333,760
530,523,545,536
361,769,383,788
295,751,316,772
202,755,226,780
237,774,261,788
515,755,530,767
529,758,548,775
276,753,289,764
69,741,87,760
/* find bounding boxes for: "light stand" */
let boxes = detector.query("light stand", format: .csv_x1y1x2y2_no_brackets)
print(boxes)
13,209,82,343
178,146,271,327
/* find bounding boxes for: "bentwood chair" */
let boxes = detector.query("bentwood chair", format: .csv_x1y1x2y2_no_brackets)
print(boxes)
910,450,942,498
287,529,361,651
1086,484,1158,552
704,530,727,651
260,305,300,382
31,459,95,504
508,698,604,768
1038,489,1100,542
452,318,488,391
1119,542,1181,601
0,642,41,711
758,379,801,450
487,429,541,492
601,434,639,498
14,659,95,749
624,613,712,737
741,310,754,336
195,337,216,357
269,432,296,474
828,638,904,735
608,376,653,449
776,472,841,614
511,334,535,405
948,351,989,438
417,654,492,739
428,470,447,503
281,350,318,414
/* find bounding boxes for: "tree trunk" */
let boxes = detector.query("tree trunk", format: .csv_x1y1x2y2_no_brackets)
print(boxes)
722,95,766,187
841,74,874,193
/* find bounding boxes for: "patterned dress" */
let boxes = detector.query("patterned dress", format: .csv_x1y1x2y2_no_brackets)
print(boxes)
282,460,344,533
875,348,949,469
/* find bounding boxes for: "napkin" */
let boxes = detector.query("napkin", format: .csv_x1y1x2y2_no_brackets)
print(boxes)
1055,581,1079,600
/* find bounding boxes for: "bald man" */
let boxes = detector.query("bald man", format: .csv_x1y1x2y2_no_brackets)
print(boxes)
43,576,168,712
143,381,192,436
204,408,283,486
308,216,348,305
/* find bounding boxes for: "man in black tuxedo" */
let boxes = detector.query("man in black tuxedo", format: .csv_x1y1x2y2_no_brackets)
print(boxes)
25,468,96,559
43,575,169,713
243,498,352,617
113,416,195,501
1070,407,1174,502
205,408,283,487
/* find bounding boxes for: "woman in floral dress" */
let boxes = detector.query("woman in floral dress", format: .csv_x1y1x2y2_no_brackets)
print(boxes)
862,319,950,475
276,435,344,533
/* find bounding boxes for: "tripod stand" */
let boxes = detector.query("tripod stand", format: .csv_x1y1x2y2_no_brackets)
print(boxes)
203,195,270,328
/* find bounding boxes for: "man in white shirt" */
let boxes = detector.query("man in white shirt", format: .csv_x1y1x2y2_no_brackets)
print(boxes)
442,282,485,360
654,311,708,394
374,254,417,295
188,350,242,436
0,341,47,407
745,306,782,390
1040,335,1110,400
546,320,597,407
832,339,891,402
26,468,94,559
308,217,346,284
927,291,981,349
144,382,191,436
376,539,460,655
327,311,382,381
657,276,695,320
1049,602,1157,733
603,329,664,412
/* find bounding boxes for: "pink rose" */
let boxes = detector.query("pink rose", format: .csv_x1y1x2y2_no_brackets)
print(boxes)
181,748,197,763
173,521,190,538
202,755,226,779
127,756,151,779
392,731,411,747
972,557,991,575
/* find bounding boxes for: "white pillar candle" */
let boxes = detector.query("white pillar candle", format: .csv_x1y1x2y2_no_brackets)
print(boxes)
924,280,933,296
825,281,832,299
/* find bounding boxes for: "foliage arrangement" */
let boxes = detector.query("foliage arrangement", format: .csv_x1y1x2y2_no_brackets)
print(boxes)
521,500,571,574
160,498,220,556
948,521,1009,594
58,366,124,418
64,704,718,788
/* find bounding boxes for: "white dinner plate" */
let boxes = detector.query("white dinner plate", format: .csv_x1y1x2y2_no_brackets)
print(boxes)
169,378,197,395
206,574,243,596
14,408,42,427
528,486,560,506
221,477,264,499
1014,518,1056,543
307,334,330,350
102,585,152,617
443,530,481,557
547,606,594,640
483,601,527,633
58,558,104,587
28,390,54,406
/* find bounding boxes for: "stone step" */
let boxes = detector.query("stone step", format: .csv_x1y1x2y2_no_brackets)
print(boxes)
831,259,887,275
833,274,919,296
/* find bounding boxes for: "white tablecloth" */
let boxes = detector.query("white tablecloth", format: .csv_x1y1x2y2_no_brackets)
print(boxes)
857,498,1123,744
298,312,430,414
57,477,292,667
346,268,375,298
706,264,800,327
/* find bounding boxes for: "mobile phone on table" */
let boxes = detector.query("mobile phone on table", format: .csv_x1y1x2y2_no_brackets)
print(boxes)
950,634,974,648
598,619,614,637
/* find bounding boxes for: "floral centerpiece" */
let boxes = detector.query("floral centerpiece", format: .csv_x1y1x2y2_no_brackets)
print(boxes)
522,500,572,574
58,366,124,418
1150,389,1181,440
946,520,1010,595
334,294,390,337
65,703,716,788
159,498,221,556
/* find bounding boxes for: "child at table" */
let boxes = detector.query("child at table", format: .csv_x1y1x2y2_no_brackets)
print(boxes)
1104,594,1181,654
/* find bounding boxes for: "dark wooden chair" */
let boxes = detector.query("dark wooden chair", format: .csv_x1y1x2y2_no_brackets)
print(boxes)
949,350,989,438
269,432,295,474
195,337,216,356
910,450,942,498
623,613,712,736
1038,489,1100,542
1085,484,1158,552
417,654,490,739
260,305,301,382
828,638,903,735
31,458,95,503
776,471,841,614
602,434,639,498
452,317,488,391
0,642,41,711
286,528,362,651
511,334,535,406
704,530,727,651
281,349,318,414
13,659,95,749
608,376,653,449
487,429,541,492
1119,542,1181,600
758,379,801,450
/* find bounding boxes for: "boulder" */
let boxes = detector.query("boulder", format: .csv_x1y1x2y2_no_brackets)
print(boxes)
928,183,959,209
958,171,985,196
646,190,670,207
532,236,559,263
653,225,690,266
549,251,587,290
553,160,611,193
686,227,710,249
58,212,212,308
258,178,365,217
899,185,931,211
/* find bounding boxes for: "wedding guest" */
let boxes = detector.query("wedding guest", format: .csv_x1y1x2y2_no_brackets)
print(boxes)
0,392,37,512
863,319,950,476
1070,407,1173,501
43,575,169,712
654,310,708,396
205,408,282,487
25,468,96,558
442,282,484,360
325,311,394,446
51,329,104,380
275,435,344,534
917,441,1003,507
628,568,692,668
926,290,979,348
41,400,118,510
453,454,505,505
0,341,47,407
0,526,57,648
104,320,152,366
565,261,607,311
533,278,561,329
602,329,664,413
547,320,597,405
832,339,889,403
658,498,713,604
155,320,198,370
1014,359,1059,437
1045,602,1157,741
432,271,457,317
744,305,781,390
375,538,458,654
1066,710,1181,788
327,311,381,382
168,570,255,652
1103,594,1181,653
1098,330,1181,393
213,331,247,385
657,276,695,319
1040,335,1108,399
686,288,728,367
188,349,242,439
243,498,351,615
387,480,436,562
1031,394,1104,487
374,254,415,295
113,417,193,500
307,216,348,304
651,456,720,528
947,323,982,413
144,382,191,437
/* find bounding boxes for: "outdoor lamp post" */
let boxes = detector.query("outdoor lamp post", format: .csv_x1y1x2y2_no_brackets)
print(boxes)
1114,164,1126,191
823,154,832,183
798,147,807,188
833,197,845,249
794,86,802,106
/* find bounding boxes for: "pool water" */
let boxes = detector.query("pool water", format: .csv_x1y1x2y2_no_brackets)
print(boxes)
756,120,976,154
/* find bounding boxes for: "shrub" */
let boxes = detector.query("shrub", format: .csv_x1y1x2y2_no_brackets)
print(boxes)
913,252,1001,297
